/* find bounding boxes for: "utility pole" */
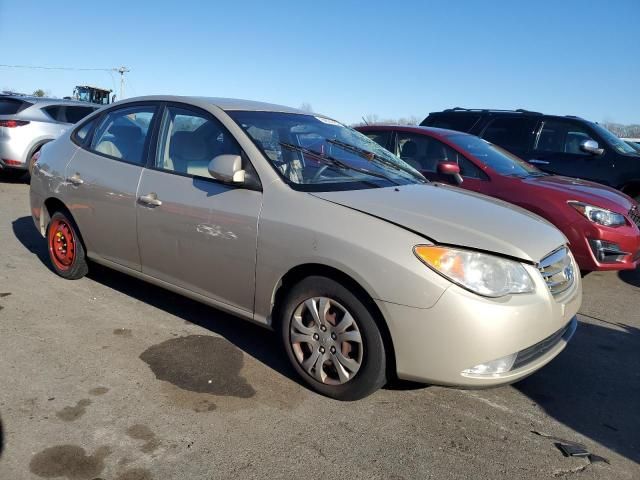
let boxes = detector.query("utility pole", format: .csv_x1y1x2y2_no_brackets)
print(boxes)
115,66,130,100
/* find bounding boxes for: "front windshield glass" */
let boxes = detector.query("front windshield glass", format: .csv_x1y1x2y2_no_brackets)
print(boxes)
590,123,640,156
447,134,543,177
229,111,426,191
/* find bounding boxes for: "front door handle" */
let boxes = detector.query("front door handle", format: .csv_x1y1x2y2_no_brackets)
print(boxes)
138,192,162,207
529,159,550,165
66,173,84,186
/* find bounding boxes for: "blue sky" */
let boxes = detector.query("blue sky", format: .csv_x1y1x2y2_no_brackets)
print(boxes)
1,1,638,124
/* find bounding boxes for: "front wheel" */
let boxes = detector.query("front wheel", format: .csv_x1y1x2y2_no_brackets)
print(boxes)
46,211,88,280
279,276,387,400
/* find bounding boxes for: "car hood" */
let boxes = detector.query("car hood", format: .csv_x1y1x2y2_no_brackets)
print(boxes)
310,184,566,262
521,175,635,212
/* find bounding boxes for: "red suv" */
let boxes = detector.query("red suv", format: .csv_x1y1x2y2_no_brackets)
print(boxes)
357,125,640,272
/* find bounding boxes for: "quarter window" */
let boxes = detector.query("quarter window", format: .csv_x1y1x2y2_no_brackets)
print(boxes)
156,106,241,179
75,119,96,143
90,106,156,165
534,120,595,155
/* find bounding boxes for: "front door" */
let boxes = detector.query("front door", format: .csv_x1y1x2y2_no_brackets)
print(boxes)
136,104,262,313
63,103,158,270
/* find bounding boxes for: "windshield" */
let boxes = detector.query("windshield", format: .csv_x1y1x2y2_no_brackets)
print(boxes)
590,123,640,156
229,111,426,191
447,134,543,177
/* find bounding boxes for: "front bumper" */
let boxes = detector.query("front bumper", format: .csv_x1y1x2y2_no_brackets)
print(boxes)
564,218,640,271
378,262,582,387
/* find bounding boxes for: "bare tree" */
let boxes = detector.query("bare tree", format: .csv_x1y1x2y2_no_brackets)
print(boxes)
353,114,420,127
602,121,640,138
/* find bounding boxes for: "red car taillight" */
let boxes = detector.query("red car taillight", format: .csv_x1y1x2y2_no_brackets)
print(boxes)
0,120,30,128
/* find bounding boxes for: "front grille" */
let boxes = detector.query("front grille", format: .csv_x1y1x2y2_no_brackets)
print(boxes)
629,206,640,228
512,317,577,370
538,247,574,296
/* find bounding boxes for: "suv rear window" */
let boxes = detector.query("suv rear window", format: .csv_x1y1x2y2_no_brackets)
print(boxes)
421,114,480,132
0,98,32,115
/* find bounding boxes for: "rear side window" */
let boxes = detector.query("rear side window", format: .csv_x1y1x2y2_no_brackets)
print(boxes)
44,105,97,124
421,114,480,132
90,105,157,165
0,98,31,115
481,117,534,153
43,106,64,121
65,106,96,124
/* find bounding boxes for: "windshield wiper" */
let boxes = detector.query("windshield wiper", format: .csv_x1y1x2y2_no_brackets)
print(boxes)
326,138,426,182
279,142,400,185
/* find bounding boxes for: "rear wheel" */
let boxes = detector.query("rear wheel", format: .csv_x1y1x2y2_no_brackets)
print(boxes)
279,276,386,400
46,211,88,280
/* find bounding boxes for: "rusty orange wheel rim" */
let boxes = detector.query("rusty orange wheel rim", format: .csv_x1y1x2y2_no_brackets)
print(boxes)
48,219,76,271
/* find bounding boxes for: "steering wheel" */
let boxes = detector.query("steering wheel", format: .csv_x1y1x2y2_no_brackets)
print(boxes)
310,165,329,182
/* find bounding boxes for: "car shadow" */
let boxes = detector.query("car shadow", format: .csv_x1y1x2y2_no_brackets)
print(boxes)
0,174,28,184
515,316,640,463
618,268,640,288
11,215,303,386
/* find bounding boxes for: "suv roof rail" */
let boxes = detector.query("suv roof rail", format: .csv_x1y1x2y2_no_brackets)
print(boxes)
441,107,542,115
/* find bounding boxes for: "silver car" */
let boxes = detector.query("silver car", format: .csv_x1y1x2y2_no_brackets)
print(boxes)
30,96,581,400
0,93,97,178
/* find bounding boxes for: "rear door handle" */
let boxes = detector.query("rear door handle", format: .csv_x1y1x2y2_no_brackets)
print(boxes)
529,159,550,165
138,192,162,207
66,173,84,186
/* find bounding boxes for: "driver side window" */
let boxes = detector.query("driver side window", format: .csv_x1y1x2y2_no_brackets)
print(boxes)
534,120,595,156
156,106,241,179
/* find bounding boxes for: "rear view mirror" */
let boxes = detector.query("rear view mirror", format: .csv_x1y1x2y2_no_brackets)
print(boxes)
208,154,245,183
580,139,604,156
437,161,463,184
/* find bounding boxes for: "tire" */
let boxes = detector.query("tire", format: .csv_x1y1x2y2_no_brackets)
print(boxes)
279,276,386,400
46,211,89,280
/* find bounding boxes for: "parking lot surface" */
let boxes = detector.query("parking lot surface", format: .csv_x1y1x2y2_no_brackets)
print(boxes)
0,177,638,480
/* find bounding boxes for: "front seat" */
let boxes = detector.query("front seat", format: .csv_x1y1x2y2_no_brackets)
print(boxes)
169,131,209,175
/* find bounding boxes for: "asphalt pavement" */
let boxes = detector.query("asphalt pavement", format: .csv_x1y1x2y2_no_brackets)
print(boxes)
0,176,638,479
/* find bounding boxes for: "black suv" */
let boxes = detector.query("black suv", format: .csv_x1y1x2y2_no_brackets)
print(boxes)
421,108,640,200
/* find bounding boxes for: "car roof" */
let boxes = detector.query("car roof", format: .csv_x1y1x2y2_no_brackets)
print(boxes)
357,124,471,139
113,95,311,115
427,108,588,123
0,93,95,107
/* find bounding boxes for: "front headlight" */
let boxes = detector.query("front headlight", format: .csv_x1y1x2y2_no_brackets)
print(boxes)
414,245,535,297
568,201,626,227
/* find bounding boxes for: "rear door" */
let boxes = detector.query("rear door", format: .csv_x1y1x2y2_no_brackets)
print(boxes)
528,118,613,181
63,103,158,270
136,103,262,313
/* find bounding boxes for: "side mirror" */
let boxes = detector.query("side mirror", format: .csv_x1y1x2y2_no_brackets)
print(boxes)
208,154,245,184
580,139,604,156
437,161,463,184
